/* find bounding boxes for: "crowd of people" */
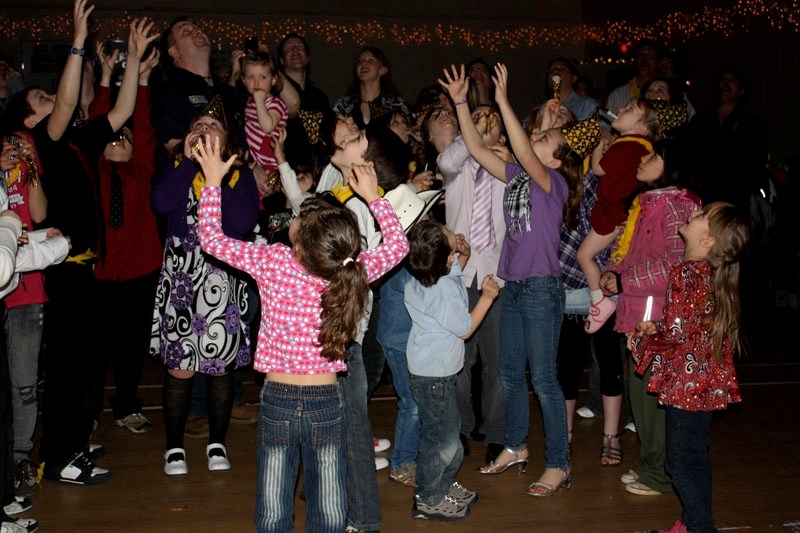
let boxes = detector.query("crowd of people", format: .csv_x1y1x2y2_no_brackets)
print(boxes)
0,1,774,532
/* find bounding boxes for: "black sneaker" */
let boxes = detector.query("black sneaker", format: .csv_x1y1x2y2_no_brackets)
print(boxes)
412,495,470,521
45,452,111,485
447,481,479,505
3,496,33,516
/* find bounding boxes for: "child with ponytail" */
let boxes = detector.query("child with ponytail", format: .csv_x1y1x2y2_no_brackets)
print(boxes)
195,135,408,532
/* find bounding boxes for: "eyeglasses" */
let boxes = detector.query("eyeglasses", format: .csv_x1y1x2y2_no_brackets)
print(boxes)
109,131,132,147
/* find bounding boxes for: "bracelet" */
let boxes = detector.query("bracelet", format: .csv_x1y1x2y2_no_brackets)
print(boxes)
69,47,85,56
454,98,468,106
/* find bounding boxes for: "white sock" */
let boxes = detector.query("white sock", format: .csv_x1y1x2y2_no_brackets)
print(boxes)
590,289,603,304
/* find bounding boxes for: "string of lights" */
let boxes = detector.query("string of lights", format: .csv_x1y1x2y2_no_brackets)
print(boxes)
0,0,796,53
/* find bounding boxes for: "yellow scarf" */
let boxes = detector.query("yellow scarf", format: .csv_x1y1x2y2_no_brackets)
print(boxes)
331,180,384,204
174,156,240,199
611,196,641,265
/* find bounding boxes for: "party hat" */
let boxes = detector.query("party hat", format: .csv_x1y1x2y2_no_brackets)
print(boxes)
559,117,602,158
200,94,227,128
648,99,688,135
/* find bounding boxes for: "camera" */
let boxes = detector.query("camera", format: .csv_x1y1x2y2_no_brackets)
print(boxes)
244,35,259,54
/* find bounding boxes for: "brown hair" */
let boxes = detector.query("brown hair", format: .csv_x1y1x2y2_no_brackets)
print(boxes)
406,220,451,288
294,204,369,361
553,139,584,230
704,202,750,358
634,97,662,139
239,52,284,95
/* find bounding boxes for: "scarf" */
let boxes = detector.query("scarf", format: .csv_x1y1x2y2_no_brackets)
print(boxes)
504,170,532,233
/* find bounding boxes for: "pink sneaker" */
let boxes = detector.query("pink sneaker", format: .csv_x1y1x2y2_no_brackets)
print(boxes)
584,296,616,333
653,519,691,533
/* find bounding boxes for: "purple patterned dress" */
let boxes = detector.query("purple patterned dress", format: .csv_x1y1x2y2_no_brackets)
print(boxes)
149,159,258,373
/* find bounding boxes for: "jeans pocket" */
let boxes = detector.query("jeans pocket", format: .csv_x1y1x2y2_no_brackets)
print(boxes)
310,417,343,450
262,415,291,448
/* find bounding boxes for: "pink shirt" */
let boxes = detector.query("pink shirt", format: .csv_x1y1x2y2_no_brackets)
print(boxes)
198,188,408,374
244,95,288,172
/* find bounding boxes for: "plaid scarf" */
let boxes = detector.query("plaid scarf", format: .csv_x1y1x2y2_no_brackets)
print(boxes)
504,170,532,233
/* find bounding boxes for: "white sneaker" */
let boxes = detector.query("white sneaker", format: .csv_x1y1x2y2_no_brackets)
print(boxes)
576,406,596,419
164,448,188,476
207,443,231,471
624,421,637,433
114,413,153,433
3,496,32,516
373,437,391,453
1,517,39,533
375,457,389,471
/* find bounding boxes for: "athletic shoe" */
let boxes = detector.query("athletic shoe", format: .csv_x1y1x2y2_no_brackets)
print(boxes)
389,464,417,487
373,437,391,453
114,413,153,434
412,494,470,521
576,406,596,419
87,443,106,461
45,452,111,485
375,457,389,471
3,496,32,516
625,481,661,496
620,469,639,484
448,481,479,505
1,517,39,533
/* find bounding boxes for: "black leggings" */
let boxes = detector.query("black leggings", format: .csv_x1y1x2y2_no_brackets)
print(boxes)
557,314,624,401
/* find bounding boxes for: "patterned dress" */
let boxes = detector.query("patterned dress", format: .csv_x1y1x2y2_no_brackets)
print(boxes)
150,160,259,373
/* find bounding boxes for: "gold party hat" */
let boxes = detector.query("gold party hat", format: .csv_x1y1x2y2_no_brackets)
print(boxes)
648,99,688,135
559,117,602,158
200,94,227,128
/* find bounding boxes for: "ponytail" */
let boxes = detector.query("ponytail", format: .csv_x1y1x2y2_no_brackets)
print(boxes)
294,205,369,361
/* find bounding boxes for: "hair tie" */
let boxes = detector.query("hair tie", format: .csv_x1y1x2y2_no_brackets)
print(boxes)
342,257,354,267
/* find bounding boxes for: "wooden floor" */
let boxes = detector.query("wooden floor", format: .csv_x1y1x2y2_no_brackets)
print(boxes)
22,311,800,532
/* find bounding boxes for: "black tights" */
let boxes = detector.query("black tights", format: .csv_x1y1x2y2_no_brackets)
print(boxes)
163,372,234,451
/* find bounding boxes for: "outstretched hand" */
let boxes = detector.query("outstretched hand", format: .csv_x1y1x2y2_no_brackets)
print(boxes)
72,0,95,45
492,63,509,105
127,17,159,61
139,47,160,82
437,64,469,102
192,135,237,188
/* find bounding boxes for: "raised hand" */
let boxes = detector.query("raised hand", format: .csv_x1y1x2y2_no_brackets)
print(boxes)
480,274,500,300
127,17,158,61
192,134,237,187
437,64,469,102
139,47,160,83
492,62,510,105
271,128,287,164
72,0,95,45
95,41,119,83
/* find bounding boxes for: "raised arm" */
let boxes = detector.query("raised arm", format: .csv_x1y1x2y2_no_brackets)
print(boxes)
438,64,507,181
492,63,551,191
278,75,300,117
47,0,95,141
107,18,159,132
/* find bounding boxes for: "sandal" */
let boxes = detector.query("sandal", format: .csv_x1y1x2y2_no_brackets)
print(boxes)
478,447,529,475
600,433,623,467
526,468,572,497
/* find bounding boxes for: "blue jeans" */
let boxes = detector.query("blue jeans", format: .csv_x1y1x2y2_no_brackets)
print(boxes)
665,406,716,533
338,342,381,531
254,381,346,533
5,304,44,460
377,268,419,470
410,373,462,505
499,276,569,470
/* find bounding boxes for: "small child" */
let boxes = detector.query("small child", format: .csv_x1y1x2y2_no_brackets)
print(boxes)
404,219,499,521
241,52,288,173
579,97,686,332
632,202,749,533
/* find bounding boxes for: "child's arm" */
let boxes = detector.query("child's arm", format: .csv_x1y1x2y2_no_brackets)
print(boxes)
132,49,159,174
87,41,114,119
278,75,300,117
195,136,267,276
348,164,409,282
591,139,608,176
10,229,70,273
459,274,500,339
0,212,22,287
107,18,158,132
273,129,310,215
438,65,507,182
492,63,551,192
252,91,284,135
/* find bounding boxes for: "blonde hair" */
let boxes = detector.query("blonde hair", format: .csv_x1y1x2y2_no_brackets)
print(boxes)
704,202,750,358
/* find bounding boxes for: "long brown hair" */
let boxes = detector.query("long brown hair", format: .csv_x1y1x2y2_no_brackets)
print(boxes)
704,202,750,358
553,140,584,229
294,203,369,361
